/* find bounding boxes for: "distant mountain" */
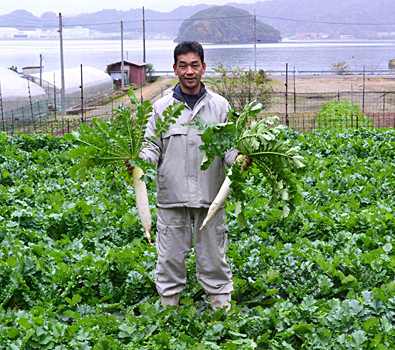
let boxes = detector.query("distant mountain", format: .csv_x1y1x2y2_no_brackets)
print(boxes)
175,6,281,43
1,0,395,39
0,9,40,28
231,0,395,38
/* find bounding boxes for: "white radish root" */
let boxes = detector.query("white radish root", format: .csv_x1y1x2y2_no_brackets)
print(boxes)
200,154,245,230
132,166,152,246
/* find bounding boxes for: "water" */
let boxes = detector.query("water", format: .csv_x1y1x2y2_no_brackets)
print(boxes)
1,39,395,74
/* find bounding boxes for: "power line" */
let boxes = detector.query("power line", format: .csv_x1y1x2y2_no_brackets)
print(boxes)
41,38,58,56
1,13,395,29
63,19,141,27
257,14,395,26
0,15,251,28
146,15,252,22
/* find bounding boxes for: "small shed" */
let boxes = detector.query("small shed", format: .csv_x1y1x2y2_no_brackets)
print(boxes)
107,59,146,87
23,66,41,76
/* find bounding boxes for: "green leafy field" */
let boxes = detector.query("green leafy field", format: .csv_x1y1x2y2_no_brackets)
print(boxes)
1,128,395,349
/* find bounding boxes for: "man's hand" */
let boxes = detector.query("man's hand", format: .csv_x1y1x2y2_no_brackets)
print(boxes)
242,156,253,171
125,159,134,177
236,153,252,171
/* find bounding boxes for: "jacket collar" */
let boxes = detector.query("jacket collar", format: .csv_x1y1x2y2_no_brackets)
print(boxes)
172,82,208,105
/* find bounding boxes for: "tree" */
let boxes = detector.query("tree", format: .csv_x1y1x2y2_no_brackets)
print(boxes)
331,60,350,75
145,63,155,82
8,66,18,73
209,63,272,112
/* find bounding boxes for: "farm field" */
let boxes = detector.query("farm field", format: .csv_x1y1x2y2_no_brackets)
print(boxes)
1,127,395,349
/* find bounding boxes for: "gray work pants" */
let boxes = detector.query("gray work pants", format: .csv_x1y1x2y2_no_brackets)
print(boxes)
155,207,233,297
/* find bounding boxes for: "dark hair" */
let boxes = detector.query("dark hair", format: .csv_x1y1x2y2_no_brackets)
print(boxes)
174,41,204,65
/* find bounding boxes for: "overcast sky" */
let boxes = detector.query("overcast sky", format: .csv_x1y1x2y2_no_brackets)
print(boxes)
0,0,260,17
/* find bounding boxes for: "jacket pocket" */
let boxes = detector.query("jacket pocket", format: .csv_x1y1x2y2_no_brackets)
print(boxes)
216,224,228,257
163,127,188,139
160,127,188,167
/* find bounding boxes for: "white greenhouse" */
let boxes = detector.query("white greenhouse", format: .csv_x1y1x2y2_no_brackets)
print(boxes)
0,66,49,122
30,66,113,111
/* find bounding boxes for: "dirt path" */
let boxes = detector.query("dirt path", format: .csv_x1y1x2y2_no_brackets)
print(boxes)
116,77,174,106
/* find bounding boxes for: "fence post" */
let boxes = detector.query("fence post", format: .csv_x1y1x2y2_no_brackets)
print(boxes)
362,66,365,114
285,63,289,127
0,82,5,132
80,64,84,123
383,90,386,116
351,83,354,129
248,67,251,104
37,102,42,130
293,66,296,113
22,107,26,133
67,120,70,134
337,90,340,102
11,110,14,135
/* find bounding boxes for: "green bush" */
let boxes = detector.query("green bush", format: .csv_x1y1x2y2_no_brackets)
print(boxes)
315,101,374,131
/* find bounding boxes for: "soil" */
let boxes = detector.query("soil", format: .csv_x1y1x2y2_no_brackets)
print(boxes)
114,77,174,105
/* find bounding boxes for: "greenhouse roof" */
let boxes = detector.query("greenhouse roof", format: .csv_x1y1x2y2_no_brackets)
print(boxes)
31,66,112,94
0,66,47,100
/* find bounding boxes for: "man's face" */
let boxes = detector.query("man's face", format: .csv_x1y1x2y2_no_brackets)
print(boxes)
173,52,206,95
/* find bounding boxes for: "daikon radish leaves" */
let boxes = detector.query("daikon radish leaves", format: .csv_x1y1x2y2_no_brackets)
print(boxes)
186,102,305,221
66,89,184,184
65,89,184,244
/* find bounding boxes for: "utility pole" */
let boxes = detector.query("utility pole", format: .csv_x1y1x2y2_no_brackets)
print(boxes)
59,13,66,123
39,53,43,87
253,9,256,73
254,10,257,101
143,6,146,63
121,20,125,90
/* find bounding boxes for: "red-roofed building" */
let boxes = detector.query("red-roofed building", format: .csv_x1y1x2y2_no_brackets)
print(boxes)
107,59,147,87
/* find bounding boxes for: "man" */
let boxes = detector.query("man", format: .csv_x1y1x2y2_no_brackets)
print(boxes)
126,41,246,310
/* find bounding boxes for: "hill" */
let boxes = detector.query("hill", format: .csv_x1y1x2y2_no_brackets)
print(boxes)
174,6,281,44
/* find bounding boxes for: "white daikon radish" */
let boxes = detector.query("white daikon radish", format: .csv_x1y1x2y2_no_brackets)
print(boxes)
200,155,246,230
132,166,152,246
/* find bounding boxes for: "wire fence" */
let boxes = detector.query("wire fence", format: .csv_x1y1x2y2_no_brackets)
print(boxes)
262,90,395,131
1,89,395,136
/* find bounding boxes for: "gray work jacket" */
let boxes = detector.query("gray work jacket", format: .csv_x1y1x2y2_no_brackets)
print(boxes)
140,86,238,208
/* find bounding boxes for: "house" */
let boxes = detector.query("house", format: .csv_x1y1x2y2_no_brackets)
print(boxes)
23,66,41,76
340,35,356,40
107,59,147,87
